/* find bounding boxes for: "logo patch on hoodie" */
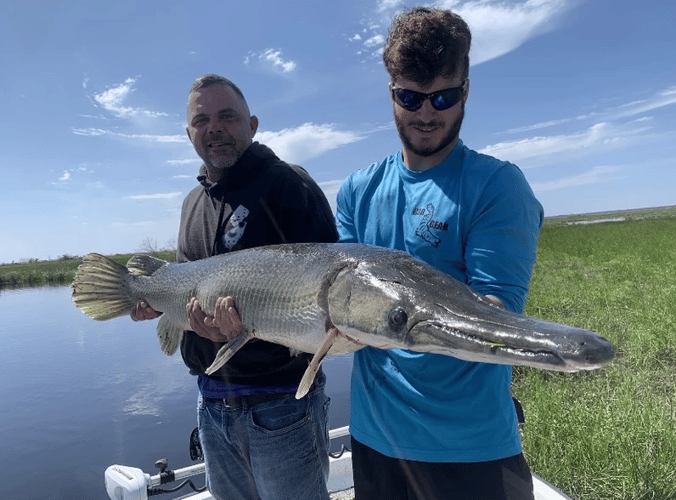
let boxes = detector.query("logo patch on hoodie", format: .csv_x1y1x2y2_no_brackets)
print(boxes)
223,205,249,250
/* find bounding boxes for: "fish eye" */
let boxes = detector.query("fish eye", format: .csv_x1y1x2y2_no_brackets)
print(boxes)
388,307,408,329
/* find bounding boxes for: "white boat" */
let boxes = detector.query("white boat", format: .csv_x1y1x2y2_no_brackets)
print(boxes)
104,425,573,500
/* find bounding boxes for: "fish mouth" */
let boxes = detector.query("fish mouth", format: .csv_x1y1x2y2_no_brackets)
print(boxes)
408,320,614,372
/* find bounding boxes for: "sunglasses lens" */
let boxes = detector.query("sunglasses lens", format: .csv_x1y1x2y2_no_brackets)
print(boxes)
431,88,462,110
394,89,424,111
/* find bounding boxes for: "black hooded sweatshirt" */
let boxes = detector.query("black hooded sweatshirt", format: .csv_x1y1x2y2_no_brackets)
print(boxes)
177,142,338,387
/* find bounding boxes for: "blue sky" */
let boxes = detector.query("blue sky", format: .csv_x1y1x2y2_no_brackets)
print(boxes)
1,0,675,263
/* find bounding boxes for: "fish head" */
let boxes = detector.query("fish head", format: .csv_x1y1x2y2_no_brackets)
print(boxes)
328,247,614,371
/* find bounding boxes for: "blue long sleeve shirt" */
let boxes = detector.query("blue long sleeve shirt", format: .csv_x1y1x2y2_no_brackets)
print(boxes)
335,140,543,462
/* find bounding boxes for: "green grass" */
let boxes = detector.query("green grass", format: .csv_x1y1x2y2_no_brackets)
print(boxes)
0,250,176,289
514,215,676,500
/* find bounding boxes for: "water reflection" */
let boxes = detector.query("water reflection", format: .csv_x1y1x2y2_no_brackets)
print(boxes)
0,286,352,500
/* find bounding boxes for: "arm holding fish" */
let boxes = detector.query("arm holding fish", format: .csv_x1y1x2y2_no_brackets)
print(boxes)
130,296,244,343
464,164,544,313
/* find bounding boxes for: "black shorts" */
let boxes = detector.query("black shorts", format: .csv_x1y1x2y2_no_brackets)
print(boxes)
351,437,534,500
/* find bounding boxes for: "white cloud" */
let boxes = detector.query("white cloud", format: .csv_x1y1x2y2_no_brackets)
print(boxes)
92,78,168,118
110,220,154,227
613,84,676,118
489,84,676,166
377,0,405,12
166,159,201,166
245,48,297,74
356,0,573,65
255,123,364,164
531,165,624,192
59,171,71,182
129,192,182,201
495,84,676,147
503,118,573,134
71,128,187,143
480,121,652,166
363,34,386,48
447,0,573,65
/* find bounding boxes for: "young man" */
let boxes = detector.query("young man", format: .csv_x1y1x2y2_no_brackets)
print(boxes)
335,8,544,500
132,74,337,500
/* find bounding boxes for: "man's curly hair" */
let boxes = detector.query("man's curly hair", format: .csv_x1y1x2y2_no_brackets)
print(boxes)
383,7,471,87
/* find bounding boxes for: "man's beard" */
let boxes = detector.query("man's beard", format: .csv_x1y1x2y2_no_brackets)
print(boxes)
206,150,239,171
203,137,243,173
395,103,465,158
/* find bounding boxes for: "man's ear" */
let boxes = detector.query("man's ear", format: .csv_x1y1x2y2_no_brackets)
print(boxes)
250,115,259,137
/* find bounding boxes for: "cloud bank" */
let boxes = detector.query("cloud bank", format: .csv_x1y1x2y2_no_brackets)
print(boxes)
352,0,573,65
255,123,364,164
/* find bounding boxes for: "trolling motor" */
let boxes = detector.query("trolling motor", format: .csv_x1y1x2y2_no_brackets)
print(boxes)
105,428,207,500
104,425,356,499
104,459,207,500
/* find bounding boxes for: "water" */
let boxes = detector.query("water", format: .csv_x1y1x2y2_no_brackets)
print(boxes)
0,286,352,500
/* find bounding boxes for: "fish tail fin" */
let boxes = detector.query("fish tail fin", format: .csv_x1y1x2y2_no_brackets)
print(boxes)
71,253,135,320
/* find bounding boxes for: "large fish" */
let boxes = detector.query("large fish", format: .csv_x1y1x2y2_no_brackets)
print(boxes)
71,243,614,398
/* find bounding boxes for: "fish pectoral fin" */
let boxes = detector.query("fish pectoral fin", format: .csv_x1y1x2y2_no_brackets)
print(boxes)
157,315,184,355
295,328,338,400
204,330,254,375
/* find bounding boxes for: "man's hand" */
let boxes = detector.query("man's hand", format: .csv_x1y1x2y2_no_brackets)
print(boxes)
187,296,244,342
131,301,163,321
485,295,506,309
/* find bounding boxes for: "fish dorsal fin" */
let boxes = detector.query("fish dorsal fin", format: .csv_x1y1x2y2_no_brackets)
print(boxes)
204,330,255,375
127,254,168,276
157,315,184,355
296,328,338,399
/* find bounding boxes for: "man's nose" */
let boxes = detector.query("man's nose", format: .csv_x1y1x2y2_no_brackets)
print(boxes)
207,120,222,134
416,98,437,120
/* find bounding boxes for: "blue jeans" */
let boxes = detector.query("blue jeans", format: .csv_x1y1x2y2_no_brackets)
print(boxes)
197,376,330,500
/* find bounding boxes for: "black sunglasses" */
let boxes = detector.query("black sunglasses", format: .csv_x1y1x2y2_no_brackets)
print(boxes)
390,80,467,112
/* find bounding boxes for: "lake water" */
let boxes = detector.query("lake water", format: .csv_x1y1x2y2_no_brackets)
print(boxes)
0,286,353,500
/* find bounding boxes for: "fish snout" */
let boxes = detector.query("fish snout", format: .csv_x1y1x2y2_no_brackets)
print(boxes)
561,333,615,370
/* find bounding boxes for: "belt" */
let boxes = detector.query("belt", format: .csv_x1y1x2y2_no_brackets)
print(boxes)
218,391,295,409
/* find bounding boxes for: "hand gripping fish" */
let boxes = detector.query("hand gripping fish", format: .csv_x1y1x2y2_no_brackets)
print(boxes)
71,243,614,398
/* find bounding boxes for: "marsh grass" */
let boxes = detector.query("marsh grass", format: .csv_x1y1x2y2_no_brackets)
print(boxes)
0,250,176,289
514,216,676,500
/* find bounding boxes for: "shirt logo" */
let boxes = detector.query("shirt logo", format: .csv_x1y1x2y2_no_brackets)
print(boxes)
413,203,447,247
223,205,249,250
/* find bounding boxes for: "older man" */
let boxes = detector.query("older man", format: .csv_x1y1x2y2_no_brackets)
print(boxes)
133,74,337,500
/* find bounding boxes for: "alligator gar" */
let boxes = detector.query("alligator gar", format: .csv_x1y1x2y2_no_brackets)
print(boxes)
71,243,614,398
